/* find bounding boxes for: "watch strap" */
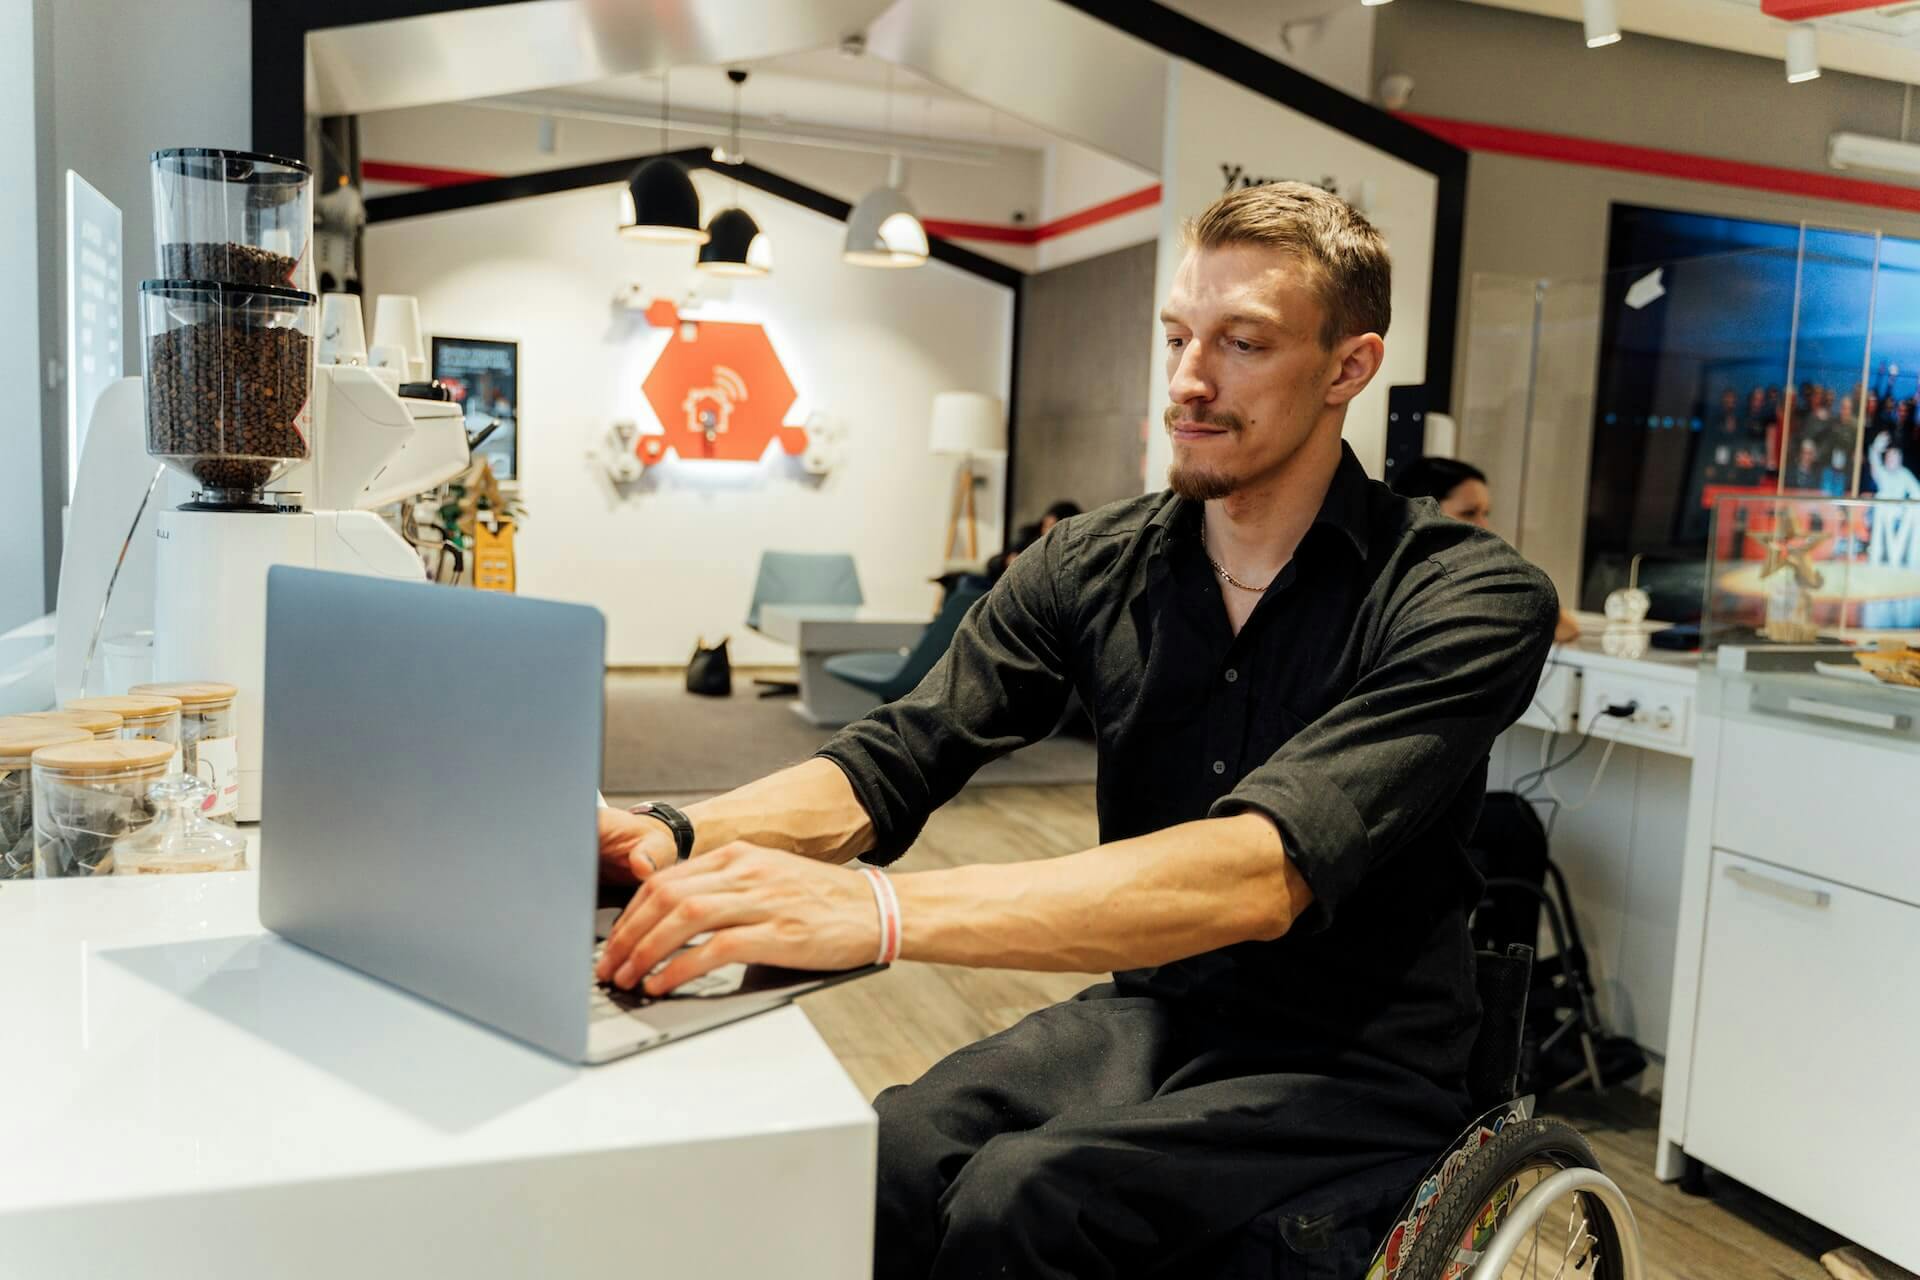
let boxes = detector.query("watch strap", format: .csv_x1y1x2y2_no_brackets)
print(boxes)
627,800,695,862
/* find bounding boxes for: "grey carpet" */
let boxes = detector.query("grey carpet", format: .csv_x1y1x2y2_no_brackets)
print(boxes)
601,674,1097,795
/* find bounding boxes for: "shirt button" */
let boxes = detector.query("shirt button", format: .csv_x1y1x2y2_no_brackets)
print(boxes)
1224,668,1239,683
1212,760,1227,775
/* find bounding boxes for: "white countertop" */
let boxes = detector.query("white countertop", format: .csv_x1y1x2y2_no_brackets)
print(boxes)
0,835,874,1221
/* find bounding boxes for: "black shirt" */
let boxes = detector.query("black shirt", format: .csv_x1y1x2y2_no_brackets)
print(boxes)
818,444,1558,1090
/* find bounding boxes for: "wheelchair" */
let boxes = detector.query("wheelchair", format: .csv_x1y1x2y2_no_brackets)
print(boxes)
1206,945,1647,1280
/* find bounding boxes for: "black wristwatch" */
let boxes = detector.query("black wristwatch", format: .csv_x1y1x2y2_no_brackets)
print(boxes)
628,800,695,863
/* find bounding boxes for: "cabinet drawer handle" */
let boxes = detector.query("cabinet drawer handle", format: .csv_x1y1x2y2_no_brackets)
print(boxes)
1784,696,1910,733
1724,865,1831,909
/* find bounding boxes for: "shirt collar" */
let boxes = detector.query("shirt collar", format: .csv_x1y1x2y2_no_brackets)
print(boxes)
1150,441,1373,562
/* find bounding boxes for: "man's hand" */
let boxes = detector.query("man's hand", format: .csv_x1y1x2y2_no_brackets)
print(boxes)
594,841,882,994
597,807,679,886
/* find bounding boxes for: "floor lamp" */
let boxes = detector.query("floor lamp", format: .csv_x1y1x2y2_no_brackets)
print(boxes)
929,391,1007,564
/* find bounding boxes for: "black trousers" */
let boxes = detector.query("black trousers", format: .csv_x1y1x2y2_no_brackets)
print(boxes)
872,985,1470,1280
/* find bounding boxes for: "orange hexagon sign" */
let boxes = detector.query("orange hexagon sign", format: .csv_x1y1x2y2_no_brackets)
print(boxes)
635,299,810,467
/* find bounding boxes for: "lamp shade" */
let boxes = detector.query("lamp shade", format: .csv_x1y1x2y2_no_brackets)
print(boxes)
844,186,928,268
929,392,1006,456
697,207,771,276
620,157,708,244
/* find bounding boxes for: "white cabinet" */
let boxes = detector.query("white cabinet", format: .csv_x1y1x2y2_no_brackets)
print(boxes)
1660,670,1920,1274
1685,850,1920,1269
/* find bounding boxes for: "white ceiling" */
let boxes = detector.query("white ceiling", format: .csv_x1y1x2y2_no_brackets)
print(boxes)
1463,0,1920,83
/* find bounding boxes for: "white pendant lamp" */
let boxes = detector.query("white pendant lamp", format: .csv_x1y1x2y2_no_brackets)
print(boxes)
845,153,928,269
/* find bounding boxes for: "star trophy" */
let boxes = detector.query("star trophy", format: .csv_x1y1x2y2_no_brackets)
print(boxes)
1748,508,1832,643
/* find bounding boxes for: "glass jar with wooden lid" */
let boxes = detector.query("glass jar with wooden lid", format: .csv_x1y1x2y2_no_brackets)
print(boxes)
129,682,239,821
0,720,92,879
63,694,184,765
31,739,176,878
18,707,125,740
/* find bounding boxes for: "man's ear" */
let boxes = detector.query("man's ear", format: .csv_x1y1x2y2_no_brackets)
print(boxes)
1325,333,1386,408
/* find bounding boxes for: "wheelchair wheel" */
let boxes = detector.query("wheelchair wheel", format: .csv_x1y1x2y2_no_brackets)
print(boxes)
1395,1117,1630,1280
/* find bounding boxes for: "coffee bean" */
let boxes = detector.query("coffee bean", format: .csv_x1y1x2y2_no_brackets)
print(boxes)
148,316,311,493
160,241,299,289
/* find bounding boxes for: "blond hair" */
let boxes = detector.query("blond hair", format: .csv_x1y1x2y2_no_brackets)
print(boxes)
1182,181,1391,349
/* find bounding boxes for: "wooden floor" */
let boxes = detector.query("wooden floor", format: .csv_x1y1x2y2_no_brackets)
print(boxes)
639,783,1847,1279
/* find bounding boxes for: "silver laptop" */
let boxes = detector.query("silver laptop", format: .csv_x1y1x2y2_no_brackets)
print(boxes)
260,566,880,1064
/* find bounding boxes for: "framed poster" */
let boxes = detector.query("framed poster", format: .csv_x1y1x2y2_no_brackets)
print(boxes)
431,336,518,481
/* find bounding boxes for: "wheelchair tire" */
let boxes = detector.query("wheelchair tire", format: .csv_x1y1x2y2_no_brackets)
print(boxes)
1394,1117,1625,1280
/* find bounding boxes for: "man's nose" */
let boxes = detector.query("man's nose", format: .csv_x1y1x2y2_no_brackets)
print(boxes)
1169,344,1213,403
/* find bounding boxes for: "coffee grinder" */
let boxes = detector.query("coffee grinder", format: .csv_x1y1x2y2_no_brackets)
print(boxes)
144,148,467,820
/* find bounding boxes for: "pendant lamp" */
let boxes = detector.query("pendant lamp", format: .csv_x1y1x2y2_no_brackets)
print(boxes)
844,153,928,268
698,70,772,276
619,68,707,244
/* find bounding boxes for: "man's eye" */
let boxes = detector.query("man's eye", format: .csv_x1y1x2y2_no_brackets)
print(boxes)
1230,339,1258,353
1165,336,1185,349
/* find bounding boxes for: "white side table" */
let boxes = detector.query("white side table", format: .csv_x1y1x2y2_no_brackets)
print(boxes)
757,604,931,726
0,838,876,1279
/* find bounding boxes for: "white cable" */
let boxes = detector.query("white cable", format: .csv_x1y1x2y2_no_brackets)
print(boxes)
1556,720,1625,813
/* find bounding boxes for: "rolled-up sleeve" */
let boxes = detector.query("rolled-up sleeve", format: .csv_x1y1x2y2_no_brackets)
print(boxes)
1211,549,1558,931
816,526,1076,865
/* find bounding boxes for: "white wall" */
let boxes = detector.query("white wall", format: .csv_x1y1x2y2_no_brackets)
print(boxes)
1143,60,1438,488
364,169,1012,666
1034,143,1159,273
2,0,44,631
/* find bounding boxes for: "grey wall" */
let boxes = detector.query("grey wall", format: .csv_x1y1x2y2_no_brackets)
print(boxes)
1012,241,1157,526
2,0,45,633
33,0,250,609
1374,0,1920,601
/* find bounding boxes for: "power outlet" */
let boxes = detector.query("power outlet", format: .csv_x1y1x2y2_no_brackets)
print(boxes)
1581,678,1693,757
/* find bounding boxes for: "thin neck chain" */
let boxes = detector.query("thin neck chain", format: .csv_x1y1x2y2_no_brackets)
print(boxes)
1201,524,1273,593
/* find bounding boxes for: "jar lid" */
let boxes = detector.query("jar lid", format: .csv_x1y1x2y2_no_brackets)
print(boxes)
129,681,237,706
140,278,317,307
151,147,312,180
31,739,177,773
19,708,125,734
65,694,184,717
0,720,92,761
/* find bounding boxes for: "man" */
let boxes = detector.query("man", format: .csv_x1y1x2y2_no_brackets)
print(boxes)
596,182,1557,1277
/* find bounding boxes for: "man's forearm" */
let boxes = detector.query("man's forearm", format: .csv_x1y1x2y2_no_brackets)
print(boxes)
683,757,875,864
889,812,1314,973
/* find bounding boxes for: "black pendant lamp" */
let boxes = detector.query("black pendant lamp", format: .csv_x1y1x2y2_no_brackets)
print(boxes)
619,68,707,244
698,69,771,276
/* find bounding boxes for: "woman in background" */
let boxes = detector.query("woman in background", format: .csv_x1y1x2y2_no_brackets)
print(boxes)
1393,457,1581,644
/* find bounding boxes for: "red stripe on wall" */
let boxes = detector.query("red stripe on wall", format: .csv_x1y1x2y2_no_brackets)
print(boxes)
1400,113,1920,215
1760,0,1882,18
362,160,500,188
926,184,1163,245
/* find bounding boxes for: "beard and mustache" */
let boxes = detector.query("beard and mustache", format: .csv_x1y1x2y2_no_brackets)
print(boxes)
1164,404,1246,501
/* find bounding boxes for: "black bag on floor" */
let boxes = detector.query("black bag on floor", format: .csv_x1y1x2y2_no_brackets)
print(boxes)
685,636,732,697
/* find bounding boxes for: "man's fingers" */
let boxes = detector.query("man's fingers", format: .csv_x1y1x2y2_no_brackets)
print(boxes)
603,886,760,988
644,925,767,995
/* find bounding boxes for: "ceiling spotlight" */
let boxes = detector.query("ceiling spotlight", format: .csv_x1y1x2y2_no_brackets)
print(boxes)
1583,0,1621,48
1786,26,1820,84
1361,0,1394,7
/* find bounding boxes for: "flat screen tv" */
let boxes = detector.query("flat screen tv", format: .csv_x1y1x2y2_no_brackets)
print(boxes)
1582,204,1920,619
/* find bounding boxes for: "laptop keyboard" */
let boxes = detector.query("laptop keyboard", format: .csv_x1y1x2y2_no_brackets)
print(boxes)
590,937,744,1021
